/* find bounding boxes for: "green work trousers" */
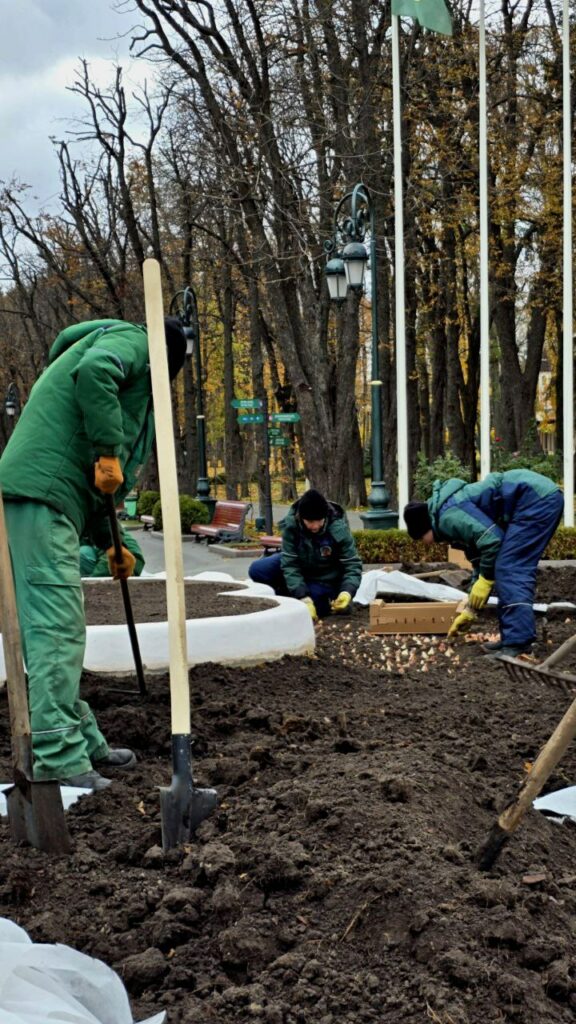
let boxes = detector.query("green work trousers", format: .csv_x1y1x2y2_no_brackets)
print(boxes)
4,501,109,780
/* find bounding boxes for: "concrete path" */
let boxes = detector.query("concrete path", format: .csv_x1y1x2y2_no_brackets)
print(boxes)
138,529,256,579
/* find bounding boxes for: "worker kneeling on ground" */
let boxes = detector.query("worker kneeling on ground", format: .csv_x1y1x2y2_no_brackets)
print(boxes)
248,488,362,621
0,316,187,791
79,527,144,578
403,469,564,659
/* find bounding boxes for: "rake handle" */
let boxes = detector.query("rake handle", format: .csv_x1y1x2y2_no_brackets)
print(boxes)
541,631,576,670
478,689,576,869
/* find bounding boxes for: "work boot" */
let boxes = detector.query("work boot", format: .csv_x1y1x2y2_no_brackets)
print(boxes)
61,770,112,792
92,748,137,770
481,639,503,653
485,643,533,660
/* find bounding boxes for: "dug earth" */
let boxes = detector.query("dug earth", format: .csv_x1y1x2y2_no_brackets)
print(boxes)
1,565,576,1023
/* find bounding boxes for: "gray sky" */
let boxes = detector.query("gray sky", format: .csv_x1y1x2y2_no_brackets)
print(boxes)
0,0,150,210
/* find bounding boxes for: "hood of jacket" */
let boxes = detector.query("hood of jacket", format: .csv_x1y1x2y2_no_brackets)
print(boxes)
428,478,468,534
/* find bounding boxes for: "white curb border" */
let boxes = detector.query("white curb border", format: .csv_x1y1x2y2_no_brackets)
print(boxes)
0,573,315,680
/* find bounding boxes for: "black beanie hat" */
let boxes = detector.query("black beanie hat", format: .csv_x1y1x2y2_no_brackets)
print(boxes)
403,500,432,540
163,316,187,379
298,488,329,521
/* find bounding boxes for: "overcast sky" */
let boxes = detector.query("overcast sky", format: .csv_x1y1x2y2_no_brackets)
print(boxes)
0,0,150,210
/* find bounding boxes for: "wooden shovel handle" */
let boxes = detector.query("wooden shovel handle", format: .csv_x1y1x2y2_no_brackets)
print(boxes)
143,258,190,735
0,489,33,778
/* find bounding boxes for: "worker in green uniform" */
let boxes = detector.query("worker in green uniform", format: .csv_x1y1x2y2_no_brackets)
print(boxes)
79,527,145,577
0,317,186,790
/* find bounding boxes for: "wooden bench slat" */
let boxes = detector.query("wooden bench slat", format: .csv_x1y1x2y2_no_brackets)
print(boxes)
190,500,252,543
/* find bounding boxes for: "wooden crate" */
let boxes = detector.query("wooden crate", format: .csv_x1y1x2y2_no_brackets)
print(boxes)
448,546,472,570
368,599,461,635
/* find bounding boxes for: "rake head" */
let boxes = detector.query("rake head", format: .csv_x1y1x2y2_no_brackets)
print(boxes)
499,655,576,696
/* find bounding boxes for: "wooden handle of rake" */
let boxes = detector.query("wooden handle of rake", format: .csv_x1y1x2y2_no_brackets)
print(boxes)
477,692,576,870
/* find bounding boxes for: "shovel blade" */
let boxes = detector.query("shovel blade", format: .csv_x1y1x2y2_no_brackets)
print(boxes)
160,734,217,851
160,779,217,851
7,780,71,854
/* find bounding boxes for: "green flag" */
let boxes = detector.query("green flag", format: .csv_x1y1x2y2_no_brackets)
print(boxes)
392,0,453,36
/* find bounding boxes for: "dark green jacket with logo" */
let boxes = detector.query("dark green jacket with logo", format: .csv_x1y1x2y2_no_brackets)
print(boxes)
0,320,155,547
280,497,362,598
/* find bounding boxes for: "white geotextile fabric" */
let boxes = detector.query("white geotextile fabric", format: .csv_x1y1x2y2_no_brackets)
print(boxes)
0,918,165,1024
533,786,576,820
0,574,315,681
353,569,466,606
0,783,88,818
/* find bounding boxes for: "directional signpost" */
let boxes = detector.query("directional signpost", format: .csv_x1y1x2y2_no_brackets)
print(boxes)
270,412,301,423
232,398,263,409
234,401,300,533
238,413,265,424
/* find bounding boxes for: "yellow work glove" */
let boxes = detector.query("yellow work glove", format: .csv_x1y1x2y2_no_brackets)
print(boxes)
447,608,477,639
94,456,124,495
106,545,137,580
468,575,494,610
331,591,352,614
300,597,318,622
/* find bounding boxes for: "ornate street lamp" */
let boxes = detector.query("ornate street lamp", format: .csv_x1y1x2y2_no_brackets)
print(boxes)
324,183,398,529
169,286,212,509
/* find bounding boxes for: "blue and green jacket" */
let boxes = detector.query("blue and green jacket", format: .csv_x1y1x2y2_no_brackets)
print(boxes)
428,470,561,578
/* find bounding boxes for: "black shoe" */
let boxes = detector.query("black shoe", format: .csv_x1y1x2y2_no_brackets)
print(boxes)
92,748,137,770
61,770,112,792
485,643,533,660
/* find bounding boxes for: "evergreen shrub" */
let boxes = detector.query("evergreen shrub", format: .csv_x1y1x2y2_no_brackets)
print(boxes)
151,496,210,532
412,452,471,500
137,490,160,517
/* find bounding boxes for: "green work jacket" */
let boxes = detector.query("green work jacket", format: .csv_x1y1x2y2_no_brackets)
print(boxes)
280,499,362,598
0,320,155,545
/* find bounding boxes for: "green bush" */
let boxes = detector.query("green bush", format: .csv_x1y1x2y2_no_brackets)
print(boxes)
353,529,449,564
352,525,576,564
151,495,210,533
545,527,576,559
491,446,563,483
412,451,471,500
137,490,160,517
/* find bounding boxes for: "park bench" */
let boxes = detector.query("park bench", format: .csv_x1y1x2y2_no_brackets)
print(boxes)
190,500,252,543
260,535,282,554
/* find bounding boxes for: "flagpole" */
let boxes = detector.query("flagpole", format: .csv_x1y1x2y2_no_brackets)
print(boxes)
392,14,409,520
562,0,574,525
479,0,490,479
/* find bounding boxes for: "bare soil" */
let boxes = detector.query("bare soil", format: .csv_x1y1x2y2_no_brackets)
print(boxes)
82,580,276,626
1,565,576,1023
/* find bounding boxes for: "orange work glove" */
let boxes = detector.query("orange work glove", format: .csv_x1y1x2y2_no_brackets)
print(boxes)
106,545,137,580
94,456,123,494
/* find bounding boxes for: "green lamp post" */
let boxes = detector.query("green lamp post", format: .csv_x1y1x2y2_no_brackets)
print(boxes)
325,183,398,529
170,286,213,513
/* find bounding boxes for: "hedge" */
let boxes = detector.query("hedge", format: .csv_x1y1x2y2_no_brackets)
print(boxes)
352,526,576,564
